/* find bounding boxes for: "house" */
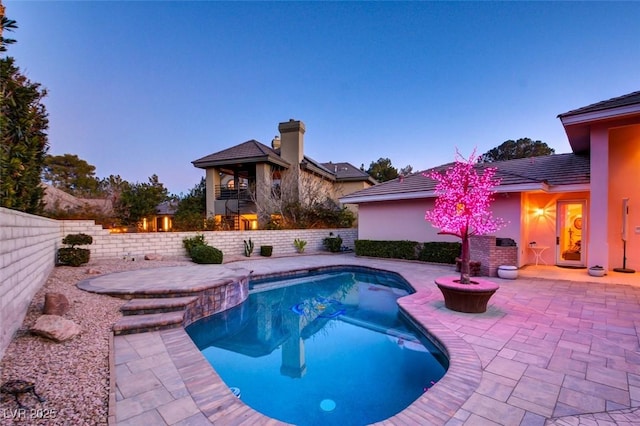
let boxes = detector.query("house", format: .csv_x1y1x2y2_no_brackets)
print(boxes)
192,119,376,230
340,90,640,273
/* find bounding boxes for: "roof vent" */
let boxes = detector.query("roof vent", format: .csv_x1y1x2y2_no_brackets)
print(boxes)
271,136,281,149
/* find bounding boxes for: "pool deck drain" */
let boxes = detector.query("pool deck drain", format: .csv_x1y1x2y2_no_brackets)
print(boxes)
88,254,640,425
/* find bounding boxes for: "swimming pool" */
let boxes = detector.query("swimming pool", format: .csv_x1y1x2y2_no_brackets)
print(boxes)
186,267,449,425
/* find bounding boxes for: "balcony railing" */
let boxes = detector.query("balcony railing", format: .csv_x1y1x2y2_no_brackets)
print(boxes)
215,185,253,201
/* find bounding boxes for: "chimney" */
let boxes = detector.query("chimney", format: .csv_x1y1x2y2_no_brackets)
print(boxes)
271,136,280,149
278,119,305,165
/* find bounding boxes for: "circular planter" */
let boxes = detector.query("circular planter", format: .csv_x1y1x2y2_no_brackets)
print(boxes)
435,276,500,314
498,265,518,280
588,267,605,277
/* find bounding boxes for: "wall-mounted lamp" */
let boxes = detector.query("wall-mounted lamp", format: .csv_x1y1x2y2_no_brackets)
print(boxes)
535,208,545,217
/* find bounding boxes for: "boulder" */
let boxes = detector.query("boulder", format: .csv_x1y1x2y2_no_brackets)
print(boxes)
31,315,81,342
43,293,70,316
144,253,163,261
86,268,102,275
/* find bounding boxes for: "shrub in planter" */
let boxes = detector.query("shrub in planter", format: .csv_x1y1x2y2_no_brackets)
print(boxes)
323,235,343,253
190,244,223,264
260,245,273,257
57,233,93,267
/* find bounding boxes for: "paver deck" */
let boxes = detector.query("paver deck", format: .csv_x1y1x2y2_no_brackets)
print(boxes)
80,254,640,425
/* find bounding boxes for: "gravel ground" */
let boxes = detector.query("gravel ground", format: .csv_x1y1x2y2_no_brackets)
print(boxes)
0,257,190,425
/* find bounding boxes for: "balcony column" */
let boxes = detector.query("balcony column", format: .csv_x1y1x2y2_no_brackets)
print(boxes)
205,168,221,218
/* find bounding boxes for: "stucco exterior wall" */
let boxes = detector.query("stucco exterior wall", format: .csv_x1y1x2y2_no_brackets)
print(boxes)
608,124,640,271
356,195,522,248
0,208,61,361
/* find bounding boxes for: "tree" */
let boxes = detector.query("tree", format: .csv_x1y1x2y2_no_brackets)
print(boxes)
173,178,211,231
367,158,398,182
424,150,504,284
0,12,49,214
0,5,17,52
252,168,354,229
479,138,555,163
114,174,168,226
43,153,101,197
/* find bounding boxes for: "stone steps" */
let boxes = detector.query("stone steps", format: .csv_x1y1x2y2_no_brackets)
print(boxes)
120,296,198,316
114,295,201,334
113,311,185,335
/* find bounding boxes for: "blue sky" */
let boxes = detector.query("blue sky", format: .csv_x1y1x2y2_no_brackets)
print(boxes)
5,1,640,195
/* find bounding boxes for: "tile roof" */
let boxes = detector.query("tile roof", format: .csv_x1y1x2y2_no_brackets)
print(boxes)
558,90,640,118
192,140,288,168
193,140,374,184
340,153,590,202
321,162,377,183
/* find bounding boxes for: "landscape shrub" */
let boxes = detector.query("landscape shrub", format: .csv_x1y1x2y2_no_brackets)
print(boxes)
182,234,207,257
57,247,91,267
418,242,461,264
57,233,93,267
190,244,223,264
355,240,461,264
323,235,343,253
354,240,419,259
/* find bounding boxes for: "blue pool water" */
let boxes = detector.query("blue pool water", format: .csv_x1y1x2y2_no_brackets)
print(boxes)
186,267,448,426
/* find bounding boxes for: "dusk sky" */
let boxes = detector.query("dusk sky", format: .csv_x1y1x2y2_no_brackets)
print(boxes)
5,1,640,195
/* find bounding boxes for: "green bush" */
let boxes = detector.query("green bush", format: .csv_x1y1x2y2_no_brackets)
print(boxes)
183,234,207,257
260,245,273,257
354,240,419,259
62,233,93,247
190,244,223,264
355,239,461,264
57,233,93,266
418,242,461,264
323,235,343,253
57,247,91,267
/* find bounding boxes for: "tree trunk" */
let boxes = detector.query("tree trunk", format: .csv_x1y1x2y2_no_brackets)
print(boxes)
460,235,471,284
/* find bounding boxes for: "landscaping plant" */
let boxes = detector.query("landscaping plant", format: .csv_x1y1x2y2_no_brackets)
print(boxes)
293,238,307,253
57,233,93,267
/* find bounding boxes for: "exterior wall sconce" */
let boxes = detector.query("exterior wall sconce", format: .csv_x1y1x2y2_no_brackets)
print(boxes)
535,208,545,216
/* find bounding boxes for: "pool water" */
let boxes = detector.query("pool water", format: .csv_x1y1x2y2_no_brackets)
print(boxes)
186,268,448,426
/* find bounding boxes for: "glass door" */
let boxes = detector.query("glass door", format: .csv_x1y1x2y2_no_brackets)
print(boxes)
556,200,586,267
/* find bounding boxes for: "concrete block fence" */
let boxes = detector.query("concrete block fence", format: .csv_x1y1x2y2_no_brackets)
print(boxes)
0,206,357,360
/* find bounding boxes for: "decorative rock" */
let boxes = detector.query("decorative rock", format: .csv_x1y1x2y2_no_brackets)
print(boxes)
144,253,163,261
43,293,70,316
86,268,102,275
31,315,81,342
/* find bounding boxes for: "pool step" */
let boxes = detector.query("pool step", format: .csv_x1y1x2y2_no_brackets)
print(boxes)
120,296,198,316
113,311,185,335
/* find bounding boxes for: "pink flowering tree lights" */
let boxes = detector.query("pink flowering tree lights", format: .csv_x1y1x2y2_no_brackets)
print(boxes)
424,150,504,284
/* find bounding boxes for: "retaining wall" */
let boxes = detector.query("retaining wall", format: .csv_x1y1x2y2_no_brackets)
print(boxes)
0,207,61,361
0,206,357,360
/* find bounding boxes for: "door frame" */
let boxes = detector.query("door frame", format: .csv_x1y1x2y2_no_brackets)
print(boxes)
556,199,587,267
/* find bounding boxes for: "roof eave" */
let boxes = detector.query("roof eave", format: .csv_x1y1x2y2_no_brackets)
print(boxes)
559,104,640,126
339,181,579,204
192,155,290,169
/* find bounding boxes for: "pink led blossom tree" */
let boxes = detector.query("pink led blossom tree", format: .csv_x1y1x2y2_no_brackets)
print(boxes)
424,150,504,284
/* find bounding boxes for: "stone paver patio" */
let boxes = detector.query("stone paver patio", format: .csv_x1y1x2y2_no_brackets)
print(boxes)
81,254,640,425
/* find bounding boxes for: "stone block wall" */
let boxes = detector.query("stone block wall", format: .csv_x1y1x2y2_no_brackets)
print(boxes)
0,208,61,360
63,226,357,260
470,235,518,277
